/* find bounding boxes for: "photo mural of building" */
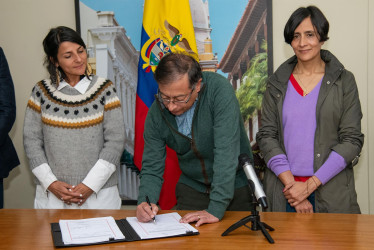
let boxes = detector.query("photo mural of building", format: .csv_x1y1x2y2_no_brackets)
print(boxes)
80,0,217,156
79,2,140,200
219,0,272,147
80,3,138,156
78,0,217,200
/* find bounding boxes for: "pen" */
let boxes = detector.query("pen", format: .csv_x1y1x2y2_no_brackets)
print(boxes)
146,195,156,224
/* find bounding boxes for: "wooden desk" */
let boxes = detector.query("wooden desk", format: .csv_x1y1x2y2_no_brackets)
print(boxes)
1,209,374,249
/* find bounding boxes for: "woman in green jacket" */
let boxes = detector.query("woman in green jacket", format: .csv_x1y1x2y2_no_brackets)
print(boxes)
256,6,363,213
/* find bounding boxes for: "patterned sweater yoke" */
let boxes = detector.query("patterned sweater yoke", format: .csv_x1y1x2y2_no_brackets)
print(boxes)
24,76,126,188
27,76,121,128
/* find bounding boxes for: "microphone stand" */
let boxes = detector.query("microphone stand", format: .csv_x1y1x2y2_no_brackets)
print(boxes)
221,181,275,243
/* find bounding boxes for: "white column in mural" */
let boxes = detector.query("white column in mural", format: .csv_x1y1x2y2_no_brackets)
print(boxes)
113,62,121,104
128,83,134,133
95,44,110,78
121,75,128,127
125,80,131,128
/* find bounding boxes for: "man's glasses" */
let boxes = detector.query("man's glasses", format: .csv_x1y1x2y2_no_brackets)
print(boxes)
157,85,196,105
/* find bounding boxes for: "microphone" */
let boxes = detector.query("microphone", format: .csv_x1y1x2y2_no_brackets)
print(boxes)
239,153,268,209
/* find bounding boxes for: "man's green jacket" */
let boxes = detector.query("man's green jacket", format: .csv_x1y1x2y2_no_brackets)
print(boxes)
138,71,253,219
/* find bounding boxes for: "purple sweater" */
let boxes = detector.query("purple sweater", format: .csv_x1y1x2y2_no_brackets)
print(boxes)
267,75,346,185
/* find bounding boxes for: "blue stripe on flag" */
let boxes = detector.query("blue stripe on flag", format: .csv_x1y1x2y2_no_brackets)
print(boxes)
136,26,159,108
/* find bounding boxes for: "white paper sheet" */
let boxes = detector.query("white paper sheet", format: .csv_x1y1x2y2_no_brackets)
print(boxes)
59,216,125,245
126,212,198,239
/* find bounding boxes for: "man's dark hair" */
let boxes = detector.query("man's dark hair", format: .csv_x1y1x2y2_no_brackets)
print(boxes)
284,5,329,44
154,53,202,88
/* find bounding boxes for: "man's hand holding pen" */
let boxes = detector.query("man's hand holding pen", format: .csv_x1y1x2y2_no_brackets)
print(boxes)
136,198,159,223
146,196,156,223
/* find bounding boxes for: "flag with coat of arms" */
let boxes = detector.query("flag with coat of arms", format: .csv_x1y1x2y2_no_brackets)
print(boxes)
134,0,198,209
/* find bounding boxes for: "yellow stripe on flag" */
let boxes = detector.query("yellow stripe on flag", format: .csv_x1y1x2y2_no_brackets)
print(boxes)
141,0,198,73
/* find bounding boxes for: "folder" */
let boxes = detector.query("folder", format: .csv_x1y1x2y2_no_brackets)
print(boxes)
51,213,199,247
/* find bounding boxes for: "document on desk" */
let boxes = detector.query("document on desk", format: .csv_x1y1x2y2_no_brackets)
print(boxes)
126,212,198,239
59,216,125,245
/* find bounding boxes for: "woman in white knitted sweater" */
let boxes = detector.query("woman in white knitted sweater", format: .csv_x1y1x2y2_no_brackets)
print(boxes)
23,26,125,209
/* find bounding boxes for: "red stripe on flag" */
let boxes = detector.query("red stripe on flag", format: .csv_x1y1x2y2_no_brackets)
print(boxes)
159,147,181,209
134,95,148,168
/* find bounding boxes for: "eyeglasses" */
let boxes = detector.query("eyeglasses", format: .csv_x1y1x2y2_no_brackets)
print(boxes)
157,85,196,105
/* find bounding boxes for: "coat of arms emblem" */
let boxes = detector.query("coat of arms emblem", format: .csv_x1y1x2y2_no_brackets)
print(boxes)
141,20,194,72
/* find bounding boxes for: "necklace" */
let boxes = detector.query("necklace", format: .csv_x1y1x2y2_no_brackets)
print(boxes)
295,74,315,96
294,64,322,97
